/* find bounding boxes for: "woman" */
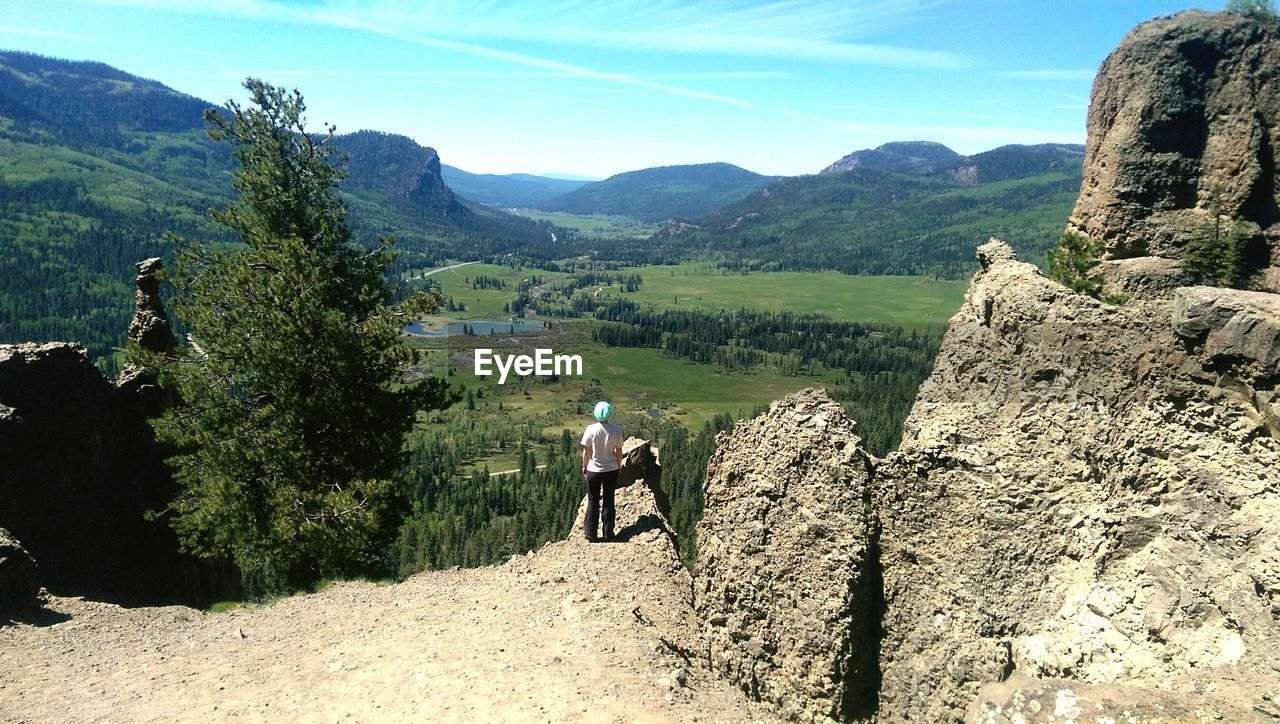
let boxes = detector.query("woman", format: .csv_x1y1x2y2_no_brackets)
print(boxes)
580,400,623,542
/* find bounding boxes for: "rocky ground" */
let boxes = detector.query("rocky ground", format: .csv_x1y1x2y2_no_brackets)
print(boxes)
0,443,764,723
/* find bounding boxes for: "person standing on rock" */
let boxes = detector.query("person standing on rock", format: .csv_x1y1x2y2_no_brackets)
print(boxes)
581,401,623,542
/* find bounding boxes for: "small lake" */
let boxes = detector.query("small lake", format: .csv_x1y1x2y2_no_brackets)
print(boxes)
404,319,545,337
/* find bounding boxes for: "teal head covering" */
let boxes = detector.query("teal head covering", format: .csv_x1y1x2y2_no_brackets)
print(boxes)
593,400,613,421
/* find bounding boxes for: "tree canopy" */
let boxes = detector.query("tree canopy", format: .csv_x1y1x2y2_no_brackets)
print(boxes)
139,79,454,598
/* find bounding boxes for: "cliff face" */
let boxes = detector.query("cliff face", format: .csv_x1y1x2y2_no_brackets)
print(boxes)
873,240,1280,720
1068,10,1280,291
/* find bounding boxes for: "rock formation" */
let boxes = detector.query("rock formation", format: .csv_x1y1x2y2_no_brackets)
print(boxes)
873,240,1280,720
694,389,877,722
117,256,178,404
1068,10,1280,292
0,527,40,615
0,341,233,606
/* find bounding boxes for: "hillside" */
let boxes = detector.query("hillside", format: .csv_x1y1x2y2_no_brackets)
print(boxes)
441,164,586,207
636,144,1085,277
0,51,550,364
537,162,777,222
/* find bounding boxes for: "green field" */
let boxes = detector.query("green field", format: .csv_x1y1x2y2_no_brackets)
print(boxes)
506,208,657,238
435,325,843,431
405,262,571,319
593,262,967,326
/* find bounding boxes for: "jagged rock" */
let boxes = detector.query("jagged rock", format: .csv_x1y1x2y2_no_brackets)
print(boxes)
126,257,175,355
0,527,40,614
874,241,1280,720
968,675,1265,723
694,389,876,722
118,257,177,404
1067,10,1280,288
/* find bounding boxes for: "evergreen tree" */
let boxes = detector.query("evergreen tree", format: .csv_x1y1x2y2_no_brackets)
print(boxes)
1047,230,1105,298
1226,0,1277,18
138,79,454,598
1183,197,1246,287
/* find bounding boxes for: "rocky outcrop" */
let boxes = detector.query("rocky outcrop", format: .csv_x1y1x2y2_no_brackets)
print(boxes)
126,257,175,355
117,257,177,405
873,240,1280,720
0,342,233,606
694,389,876,722
1068,10,1280,289
0,527,40,615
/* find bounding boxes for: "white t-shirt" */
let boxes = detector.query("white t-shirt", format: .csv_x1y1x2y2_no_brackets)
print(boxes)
581,421,623,473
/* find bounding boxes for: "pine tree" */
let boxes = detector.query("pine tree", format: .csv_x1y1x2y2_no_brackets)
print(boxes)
138,79,455,598
1226,0,1277,19
1047,230,1105,298
1183,197,1245,287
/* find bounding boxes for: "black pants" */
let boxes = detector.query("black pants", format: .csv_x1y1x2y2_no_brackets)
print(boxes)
584,469,619,541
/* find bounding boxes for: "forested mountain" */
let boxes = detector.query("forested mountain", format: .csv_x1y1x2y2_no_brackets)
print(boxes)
822,141,964,175
537,162,777,222
441,165,587,207
0,51,551,364
616,144,1085,277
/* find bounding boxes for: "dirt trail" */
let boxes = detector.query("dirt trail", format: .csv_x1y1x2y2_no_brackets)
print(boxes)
1,473,761,722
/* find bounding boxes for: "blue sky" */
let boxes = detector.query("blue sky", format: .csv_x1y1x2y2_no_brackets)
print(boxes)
4,1,1209,177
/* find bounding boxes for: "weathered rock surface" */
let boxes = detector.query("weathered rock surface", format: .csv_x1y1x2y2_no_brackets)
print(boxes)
694,389,876,722
1068,10,1280,288
126,257,175,355
0,527,40,615
968,675,1262,723
117,257,177,404
875,241,1280,720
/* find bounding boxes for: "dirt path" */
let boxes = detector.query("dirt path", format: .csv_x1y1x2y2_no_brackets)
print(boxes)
1,484,762,722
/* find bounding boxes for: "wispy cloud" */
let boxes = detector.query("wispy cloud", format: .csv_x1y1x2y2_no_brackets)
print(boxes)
1000,69,1096,81
0,26,94,41
93,0,759,108
92,0,969,69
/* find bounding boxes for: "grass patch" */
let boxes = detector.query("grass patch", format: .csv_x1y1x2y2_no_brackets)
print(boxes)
594,262,966,326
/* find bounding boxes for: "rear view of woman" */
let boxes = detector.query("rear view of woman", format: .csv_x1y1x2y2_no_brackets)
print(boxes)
580,401,623,542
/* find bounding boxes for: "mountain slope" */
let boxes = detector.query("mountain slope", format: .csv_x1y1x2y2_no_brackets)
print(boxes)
441,165,586,207
640,144,1084,277
0,51,551,363
538,162,777,222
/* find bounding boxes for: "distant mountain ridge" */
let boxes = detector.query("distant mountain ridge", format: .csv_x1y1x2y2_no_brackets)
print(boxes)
537,162,778,222
823,140,1085,183
619,142,1086,277
440,165,586,208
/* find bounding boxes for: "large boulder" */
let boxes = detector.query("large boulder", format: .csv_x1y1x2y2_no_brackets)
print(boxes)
1068,10,1280,289
0,527,40,614
694,389,876,722
874,241,1280,720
